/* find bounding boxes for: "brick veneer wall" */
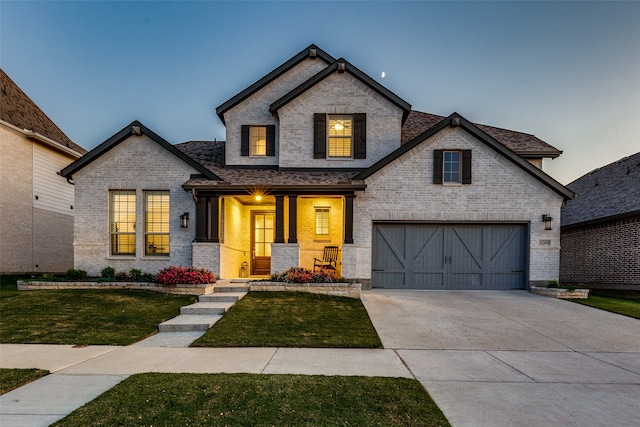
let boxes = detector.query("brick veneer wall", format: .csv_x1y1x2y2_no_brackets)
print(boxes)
72,134,197,276
560,215,640,286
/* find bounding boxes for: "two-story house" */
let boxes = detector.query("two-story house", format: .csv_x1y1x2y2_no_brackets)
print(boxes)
61,44,573,289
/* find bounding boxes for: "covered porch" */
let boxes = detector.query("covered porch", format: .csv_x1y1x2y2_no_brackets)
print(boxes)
189,188,358,279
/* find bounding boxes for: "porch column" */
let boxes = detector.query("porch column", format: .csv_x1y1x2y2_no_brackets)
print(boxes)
344,194,355,244
287,194,298,243
195,196,209,242
274,195,285,243
209,195,220,243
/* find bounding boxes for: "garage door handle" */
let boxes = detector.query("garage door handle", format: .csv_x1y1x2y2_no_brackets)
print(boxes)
372,269,384,272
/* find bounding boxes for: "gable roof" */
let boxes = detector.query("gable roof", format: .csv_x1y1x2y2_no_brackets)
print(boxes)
354,112,574,200
60,121,220,180
402,110,562,158
269,58,412,123
215,44,335,124
562,151,640,227
1,69,86,155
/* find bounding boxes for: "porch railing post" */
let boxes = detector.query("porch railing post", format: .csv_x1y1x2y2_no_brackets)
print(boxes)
344,194,355,244
287,194,298,244
210,195,220,243
195,195,209,242
275,195,285,243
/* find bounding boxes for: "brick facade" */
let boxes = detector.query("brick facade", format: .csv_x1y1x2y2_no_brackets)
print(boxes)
560,216,640,286
344,126,564,285
73,134,197,276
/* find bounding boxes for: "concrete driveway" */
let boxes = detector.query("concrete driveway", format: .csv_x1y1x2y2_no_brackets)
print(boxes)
362,290,640,427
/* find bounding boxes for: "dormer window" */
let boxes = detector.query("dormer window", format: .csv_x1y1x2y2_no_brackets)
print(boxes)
328,115,353,158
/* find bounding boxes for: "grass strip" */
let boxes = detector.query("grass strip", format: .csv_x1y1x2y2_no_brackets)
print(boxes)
53,373,450,426
0,368,49,395
1,275,195,345
192,291,382,348
571,295,640,319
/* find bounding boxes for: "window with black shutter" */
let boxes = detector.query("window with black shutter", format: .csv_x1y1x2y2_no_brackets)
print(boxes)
314,113,366,159
241,125,276,157
434,149,472,185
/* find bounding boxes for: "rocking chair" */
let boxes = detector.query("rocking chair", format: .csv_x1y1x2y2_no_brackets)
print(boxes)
313,246,339,271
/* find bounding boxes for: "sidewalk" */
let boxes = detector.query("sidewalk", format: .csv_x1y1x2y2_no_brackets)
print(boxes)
1,342,410,427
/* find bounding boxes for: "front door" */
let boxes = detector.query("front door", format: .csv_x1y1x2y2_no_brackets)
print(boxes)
252,211,274,276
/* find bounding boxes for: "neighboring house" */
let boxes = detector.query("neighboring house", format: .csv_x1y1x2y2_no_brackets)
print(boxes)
1,69,87,273
560,152,640,287
61,44,573,289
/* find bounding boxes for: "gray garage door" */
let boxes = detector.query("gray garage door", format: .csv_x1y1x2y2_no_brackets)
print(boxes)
372,223,527,289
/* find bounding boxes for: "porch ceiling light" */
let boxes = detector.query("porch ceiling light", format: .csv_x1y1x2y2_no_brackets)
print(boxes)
542,214,553,231
255,195,262,202
180,212,189,228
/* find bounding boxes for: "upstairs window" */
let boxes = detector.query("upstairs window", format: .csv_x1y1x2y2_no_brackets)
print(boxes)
443,151,461,183
110,190,136,256
145,191,170,256
250,126,267,156
241,125,276,157
328,115,353,158
314,113,366,160
433,149,472,185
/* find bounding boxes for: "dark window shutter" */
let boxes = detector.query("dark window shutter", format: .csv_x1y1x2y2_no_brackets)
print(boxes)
433,150,443,184
241,125,249,156
314,113,326,159
353,113,366,159
461,150,472,184
266,125,276,156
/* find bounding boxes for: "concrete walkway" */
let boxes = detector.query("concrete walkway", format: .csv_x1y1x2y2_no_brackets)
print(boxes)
2,290,639,427
362,290,640,427
0,343,409,427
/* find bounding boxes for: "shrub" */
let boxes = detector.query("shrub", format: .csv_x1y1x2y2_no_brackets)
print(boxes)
114,271,128,281
275,267,337,283
101,266,116,279
128,268,143,281
548,280,559,288
154,266,216,286
66,268,88,280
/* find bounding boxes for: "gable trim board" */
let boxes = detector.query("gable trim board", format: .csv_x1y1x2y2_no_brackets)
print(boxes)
355,113,574,201
269,59,412,123
61,121,220,181
215,44,336,124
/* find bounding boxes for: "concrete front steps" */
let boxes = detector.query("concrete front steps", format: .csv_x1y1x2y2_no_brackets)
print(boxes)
157,283,248,332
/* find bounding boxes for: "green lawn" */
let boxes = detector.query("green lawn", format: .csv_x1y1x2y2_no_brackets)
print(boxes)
192,291,382,348
0,368,49,395
0,275,196,345
571,290,640,319
53,373,450,427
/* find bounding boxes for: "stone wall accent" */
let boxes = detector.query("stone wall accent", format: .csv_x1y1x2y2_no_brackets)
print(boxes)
17,280,213,295
192,242,220,277
560,216,640,287
72,134,197,276
270,243,300,275
530,286,589,299
249,281,361,298
354,126,565,285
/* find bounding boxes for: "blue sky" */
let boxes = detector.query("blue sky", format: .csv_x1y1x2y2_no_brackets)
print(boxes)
2,1,638,184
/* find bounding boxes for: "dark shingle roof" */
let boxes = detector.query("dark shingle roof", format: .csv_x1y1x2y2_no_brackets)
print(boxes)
1,69,86,155
176,140,362,188
562,152,640,227
402,110,562,157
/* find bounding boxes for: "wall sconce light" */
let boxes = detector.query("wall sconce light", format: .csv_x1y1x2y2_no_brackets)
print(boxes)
180,212,189,228
542,214,553,230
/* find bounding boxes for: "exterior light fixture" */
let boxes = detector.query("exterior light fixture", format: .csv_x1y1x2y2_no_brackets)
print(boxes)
255,195,262,202
542,214,553,231
180,212,189,228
